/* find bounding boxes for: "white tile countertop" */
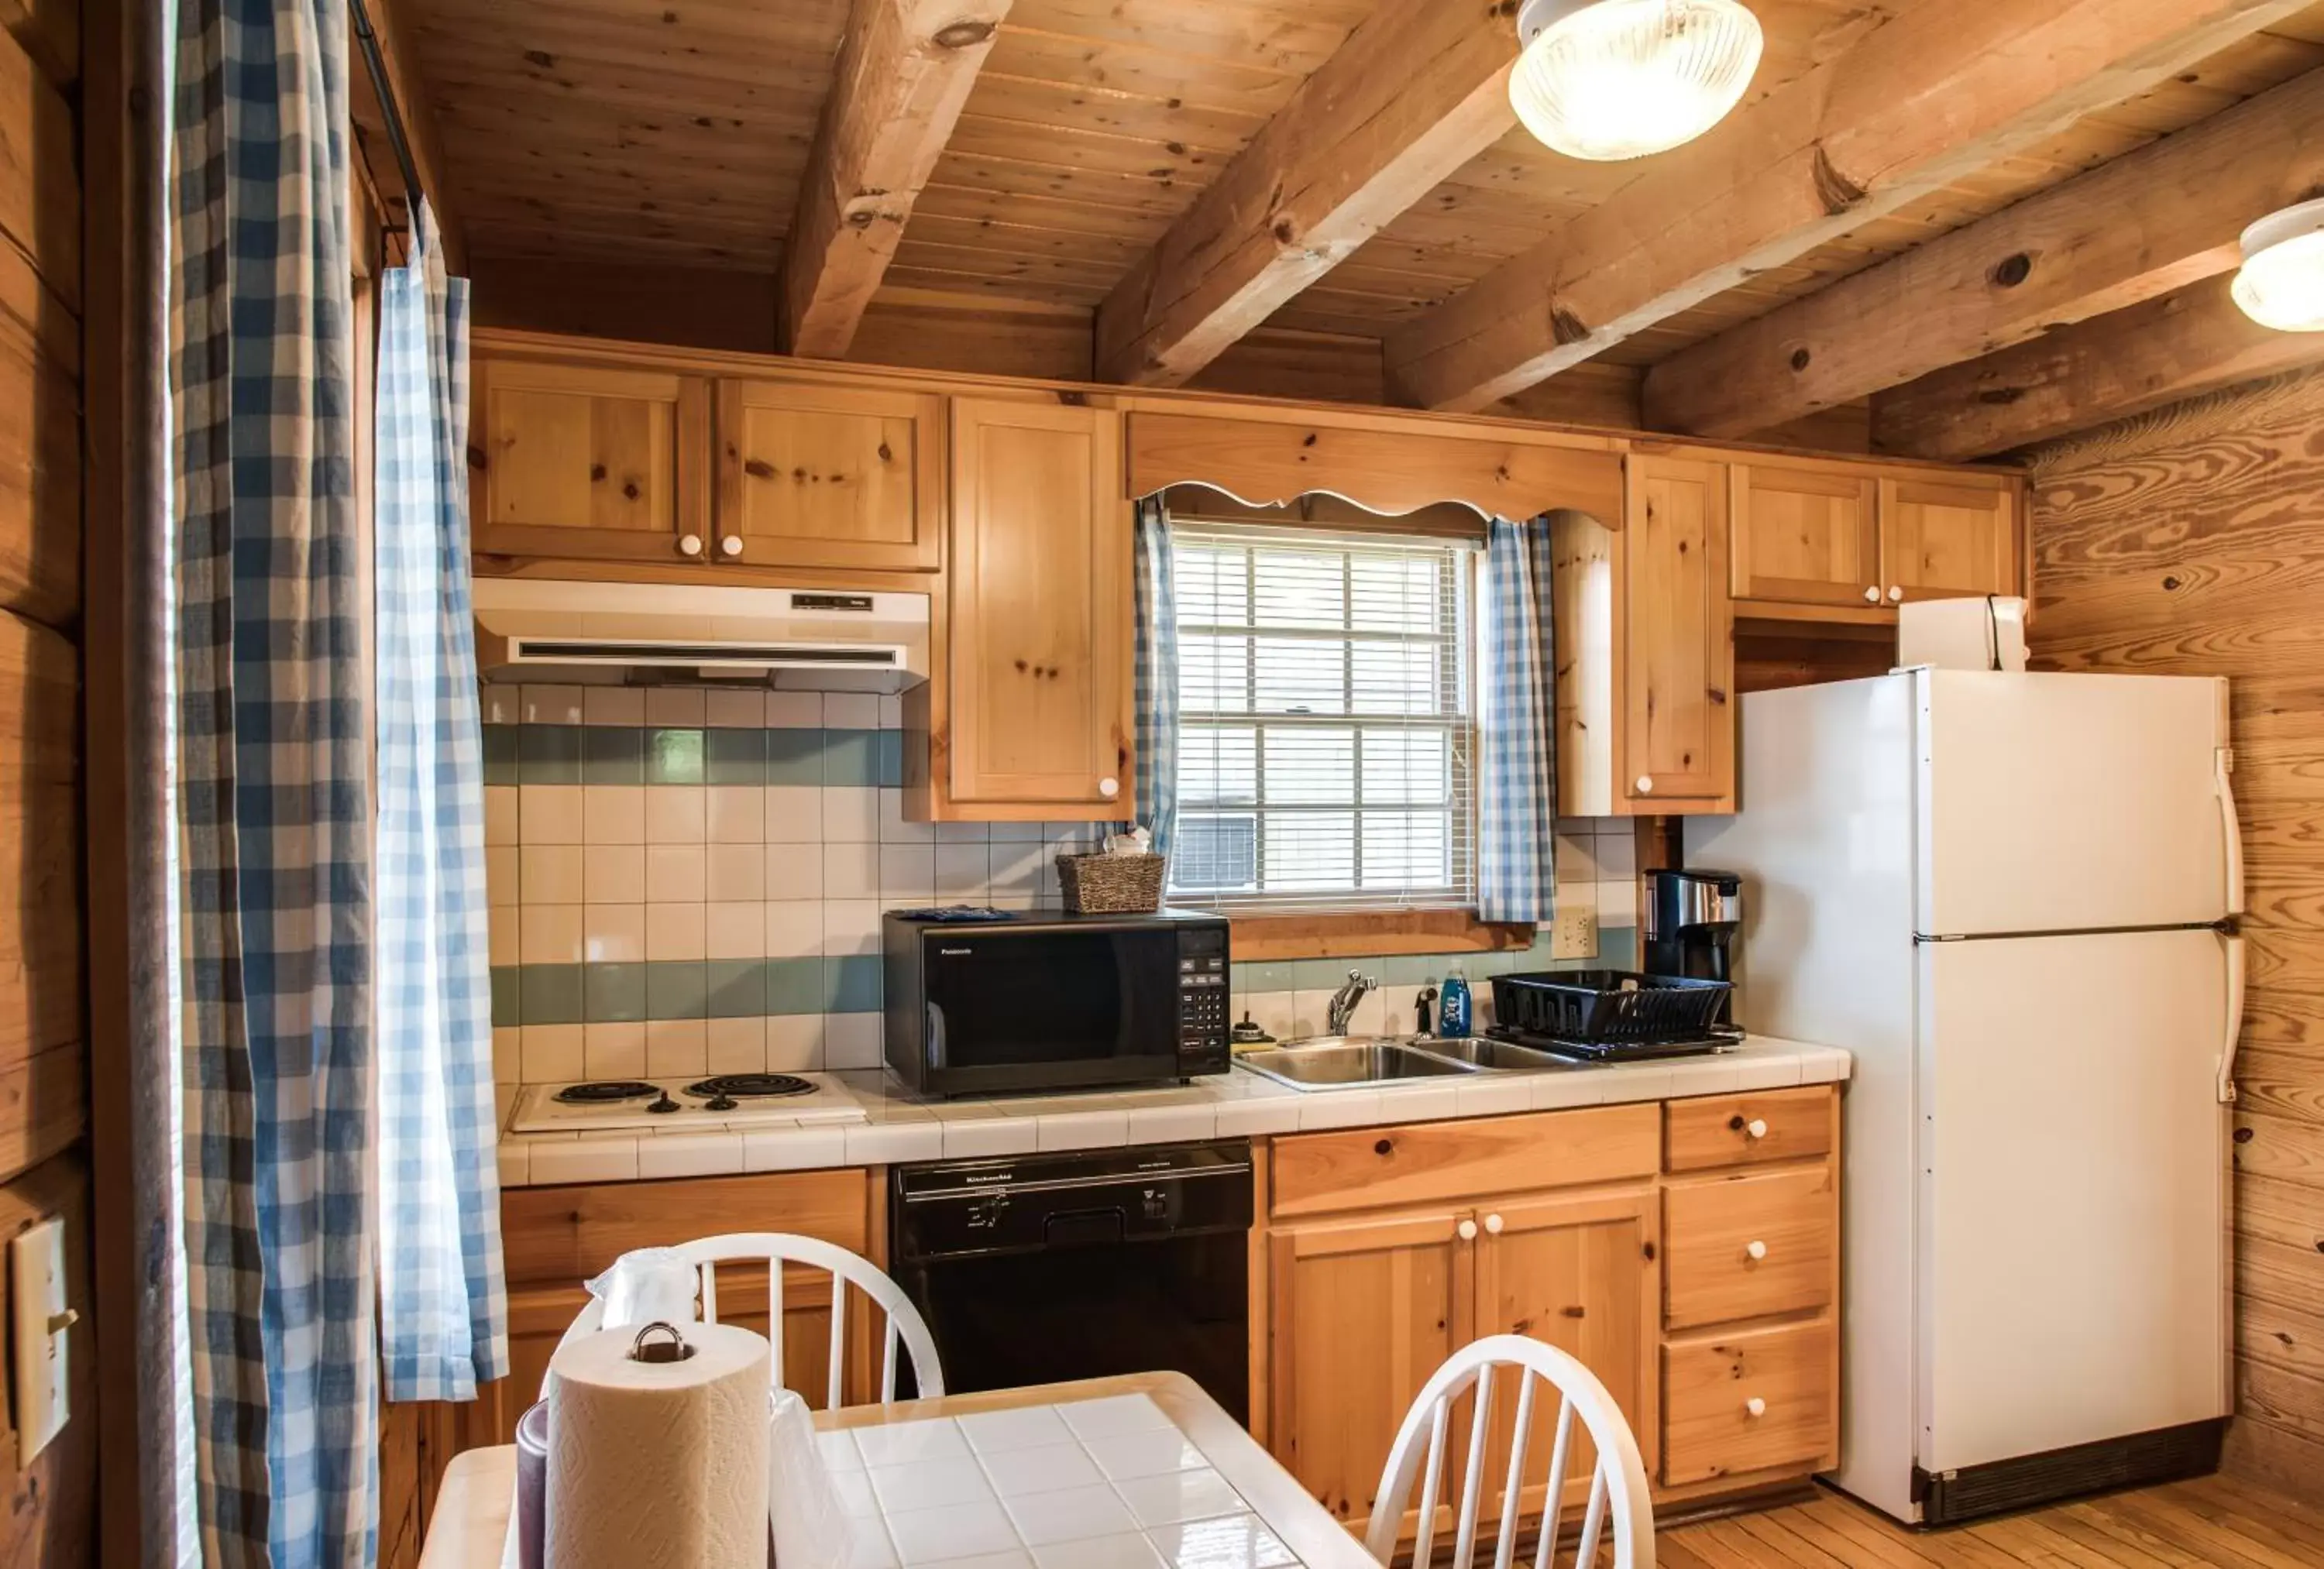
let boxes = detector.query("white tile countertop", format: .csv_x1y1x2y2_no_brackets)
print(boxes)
493,1037,1852,1188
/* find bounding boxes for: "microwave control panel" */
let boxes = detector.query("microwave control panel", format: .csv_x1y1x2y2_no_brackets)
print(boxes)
1175,927,1230,1073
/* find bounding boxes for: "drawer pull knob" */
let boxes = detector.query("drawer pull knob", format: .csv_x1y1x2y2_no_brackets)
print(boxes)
1862,585,1880,603
1745,1118,1769,1139
1635,774,1655,795
1745,1240,1768,1261
1457,1219,1479,1241
1483,1213,1504,1236
1098,777,1120,799
1745,1397,1767,1419
678,533,704,557
1888,585,1904,603
720,534,745,557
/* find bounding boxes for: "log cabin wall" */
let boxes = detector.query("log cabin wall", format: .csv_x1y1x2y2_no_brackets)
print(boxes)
0,0,94,1560
2026,365,2324,1505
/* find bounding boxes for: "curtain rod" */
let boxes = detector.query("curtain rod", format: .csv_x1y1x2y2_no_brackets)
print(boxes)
347,0,425,227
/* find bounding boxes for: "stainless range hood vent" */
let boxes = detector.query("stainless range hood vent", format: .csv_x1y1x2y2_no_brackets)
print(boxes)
474,579,930,692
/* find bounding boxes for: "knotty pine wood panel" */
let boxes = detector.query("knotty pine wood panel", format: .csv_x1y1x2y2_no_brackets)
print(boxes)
2026,362,2324,1502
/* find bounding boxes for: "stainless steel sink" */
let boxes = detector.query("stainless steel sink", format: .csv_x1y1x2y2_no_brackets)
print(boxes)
1235,1040,1483,1090
1411,1035,1581,1072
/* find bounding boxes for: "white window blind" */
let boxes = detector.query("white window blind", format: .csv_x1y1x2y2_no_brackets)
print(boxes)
1168,524,1476,912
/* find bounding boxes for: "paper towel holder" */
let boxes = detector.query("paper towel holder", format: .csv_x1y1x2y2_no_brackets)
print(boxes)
630,1321,697,1365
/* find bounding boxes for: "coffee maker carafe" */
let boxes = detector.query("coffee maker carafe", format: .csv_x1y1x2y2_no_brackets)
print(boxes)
1643,870,1742,1018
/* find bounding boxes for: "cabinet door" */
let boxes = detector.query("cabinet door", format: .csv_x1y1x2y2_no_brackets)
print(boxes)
715,380,943,571
470,358,710,562
1622,455,1734,811
948,398,1133,812
1879,475,2017,603
1269,1207,1475,1526
1473,1190,1659,1509
1729,463,1879,608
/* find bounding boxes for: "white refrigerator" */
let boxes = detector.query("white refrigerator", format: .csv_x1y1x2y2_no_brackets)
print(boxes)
1687,668,2241,1525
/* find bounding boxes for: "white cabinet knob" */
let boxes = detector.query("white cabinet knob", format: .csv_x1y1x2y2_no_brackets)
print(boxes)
1888,585,1904,603
1745,1240,1769,1262
1098,777,1120,799
1483,1213,1504,1236
720,534,745,557
1862,585,1880,603
1635,774,1655,795
677,533,704,557
1745,1397,1768,1419
1745,1118,1769,1140
1456,1219,1479,1242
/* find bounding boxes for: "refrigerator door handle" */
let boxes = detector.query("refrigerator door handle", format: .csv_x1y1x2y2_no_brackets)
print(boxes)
2218,928,2246,1105
2218,744,2243,915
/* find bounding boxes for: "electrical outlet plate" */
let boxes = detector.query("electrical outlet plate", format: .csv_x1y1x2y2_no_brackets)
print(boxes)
1551,905,1597,960
12,1216,67,1467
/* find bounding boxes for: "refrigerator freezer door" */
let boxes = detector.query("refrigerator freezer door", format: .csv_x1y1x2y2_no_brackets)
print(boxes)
1917,928,2231,1475
1917,671,2230,936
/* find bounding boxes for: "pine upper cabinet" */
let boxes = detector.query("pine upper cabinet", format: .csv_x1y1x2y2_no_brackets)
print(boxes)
1728,462,1881,609
713,379,943,572
1267,1208,1473,1526
940,397,1133,816
1879,472,2018,603
470,358,710,562
1622,455,1734,812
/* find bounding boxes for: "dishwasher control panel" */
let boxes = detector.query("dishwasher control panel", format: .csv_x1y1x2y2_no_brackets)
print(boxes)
1174,925,1230,1076
889,1140,1256,1261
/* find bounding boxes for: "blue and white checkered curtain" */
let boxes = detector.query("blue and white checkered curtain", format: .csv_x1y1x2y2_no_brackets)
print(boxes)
376,201,509,1406
170,0,374,1563
1477,516,1559,922
1130,500,1178,855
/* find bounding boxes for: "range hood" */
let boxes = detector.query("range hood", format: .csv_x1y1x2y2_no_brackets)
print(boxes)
473,578,930,692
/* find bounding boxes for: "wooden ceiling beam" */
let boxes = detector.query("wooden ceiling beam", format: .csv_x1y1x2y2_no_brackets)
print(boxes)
779,0,1013,359
1869,273,2324,460
1091,0,1518,389
1382,0,2315,414
1642,65,2324,440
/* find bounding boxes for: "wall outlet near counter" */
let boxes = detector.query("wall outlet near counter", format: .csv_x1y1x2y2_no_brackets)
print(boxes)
1551,905,1597,960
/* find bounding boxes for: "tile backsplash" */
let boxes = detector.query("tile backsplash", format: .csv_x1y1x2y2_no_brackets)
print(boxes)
485,681,1642,1086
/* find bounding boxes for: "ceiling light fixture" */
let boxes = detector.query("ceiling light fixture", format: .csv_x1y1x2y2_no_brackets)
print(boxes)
2231,197,2324,332
1508,0,1763,163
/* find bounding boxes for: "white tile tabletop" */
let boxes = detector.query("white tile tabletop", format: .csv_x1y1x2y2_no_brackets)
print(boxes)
494,1038,1855,1186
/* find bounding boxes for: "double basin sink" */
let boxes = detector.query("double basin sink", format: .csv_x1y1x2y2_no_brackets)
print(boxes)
1234,1034,1578,1092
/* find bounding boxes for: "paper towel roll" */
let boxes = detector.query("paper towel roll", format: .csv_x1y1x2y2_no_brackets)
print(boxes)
546,1322,772,1569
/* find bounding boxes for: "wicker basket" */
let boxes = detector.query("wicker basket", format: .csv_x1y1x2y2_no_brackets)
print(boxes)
1055,852,1167,914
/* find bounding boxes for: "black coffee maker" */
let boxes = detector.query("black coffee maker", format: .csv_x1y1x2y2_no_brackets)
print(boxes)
1643,869,1743,1020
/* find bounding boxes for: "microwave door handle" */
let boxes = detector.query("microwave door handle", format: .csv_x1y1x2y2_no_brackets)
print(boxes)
927,1003,946,1069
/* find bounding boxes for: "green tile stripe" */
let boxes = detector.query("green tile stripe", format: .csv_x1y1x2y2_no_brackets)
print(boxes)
486,723,898,788
492,956,882,1026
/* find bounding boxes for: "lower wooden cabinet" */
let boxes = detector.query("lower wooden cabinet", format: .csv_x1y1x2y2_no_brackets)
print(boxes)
1259,1088,1841,1525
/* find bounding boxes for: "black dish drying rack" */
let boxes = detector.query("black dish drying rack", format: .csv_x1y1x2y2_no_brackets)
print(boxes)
1484,969,1741,1063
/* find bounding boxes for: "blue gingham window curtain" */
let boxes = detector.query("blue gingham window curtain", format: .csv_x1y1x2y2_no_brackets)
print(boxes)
1129,500,1178,855
170,0,375,1563
375,201,509,1405
1477,515,1559,922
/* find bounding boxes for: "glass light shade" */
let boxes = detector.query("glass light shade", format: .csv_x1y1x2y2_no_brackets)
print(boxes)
1508,0,1763,162
2231,198,2324,332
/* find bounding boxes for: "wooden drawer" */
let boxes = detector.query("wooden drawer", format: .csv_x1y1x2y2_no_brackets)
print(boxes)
1270,1104,1660,1219
499,1168,872,1287
1662,1166,1834,1330
1665,1086,1834,1172
1661,1319,1837,1485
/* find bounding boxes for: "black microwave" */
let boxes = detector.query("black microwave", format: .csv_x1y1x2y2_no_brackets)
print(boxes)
882,909,1231,1097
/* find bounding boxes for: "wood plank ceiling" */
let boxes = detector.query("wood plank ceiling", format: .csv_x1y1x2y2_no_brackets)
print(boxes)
397,0,2324,456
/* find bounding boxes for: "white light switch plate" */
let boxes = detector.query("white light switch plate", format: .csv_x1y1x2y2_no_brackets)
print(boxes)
12,1217,67,1467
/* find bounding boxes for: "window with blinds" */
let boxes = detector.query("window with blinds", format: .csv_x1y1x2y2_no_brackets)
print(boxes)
1169,524,1476,912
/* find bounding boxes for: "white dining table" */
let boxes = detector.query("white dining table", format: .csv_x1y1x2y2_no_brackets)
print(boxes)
420,1372,1380,1569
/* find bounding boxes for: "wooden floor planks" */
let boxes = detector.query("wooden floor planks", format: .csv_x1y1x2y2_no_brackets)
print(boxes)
1655,1478,2321,1568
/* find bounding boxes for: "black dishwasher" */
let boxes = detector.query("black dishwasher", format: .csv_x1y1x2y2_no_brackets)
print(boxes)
889,1139,1253,1421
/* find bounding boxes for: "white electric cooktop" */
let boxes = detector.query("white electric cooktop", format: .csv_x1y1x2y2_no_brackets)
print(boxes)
508,1073,868,1134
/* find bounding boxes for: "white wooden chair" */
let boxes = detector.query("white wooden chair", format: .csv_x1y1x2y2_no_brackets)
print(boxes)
1363,1334,1655,1569
552,1232,945,1406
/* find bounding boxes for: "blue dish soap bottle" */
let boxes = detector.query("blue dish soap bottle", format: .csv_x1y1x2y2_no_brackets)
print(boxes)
1438,960,1472,1038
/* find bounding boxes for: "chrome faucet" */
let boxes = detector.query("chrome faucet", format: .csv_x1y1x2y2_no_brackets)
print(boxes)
1325,969,1377,1035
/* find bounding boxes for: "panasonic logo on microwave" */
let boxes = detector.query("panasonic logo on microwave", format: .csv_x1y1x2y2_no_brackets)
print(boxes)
939,947,973,956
